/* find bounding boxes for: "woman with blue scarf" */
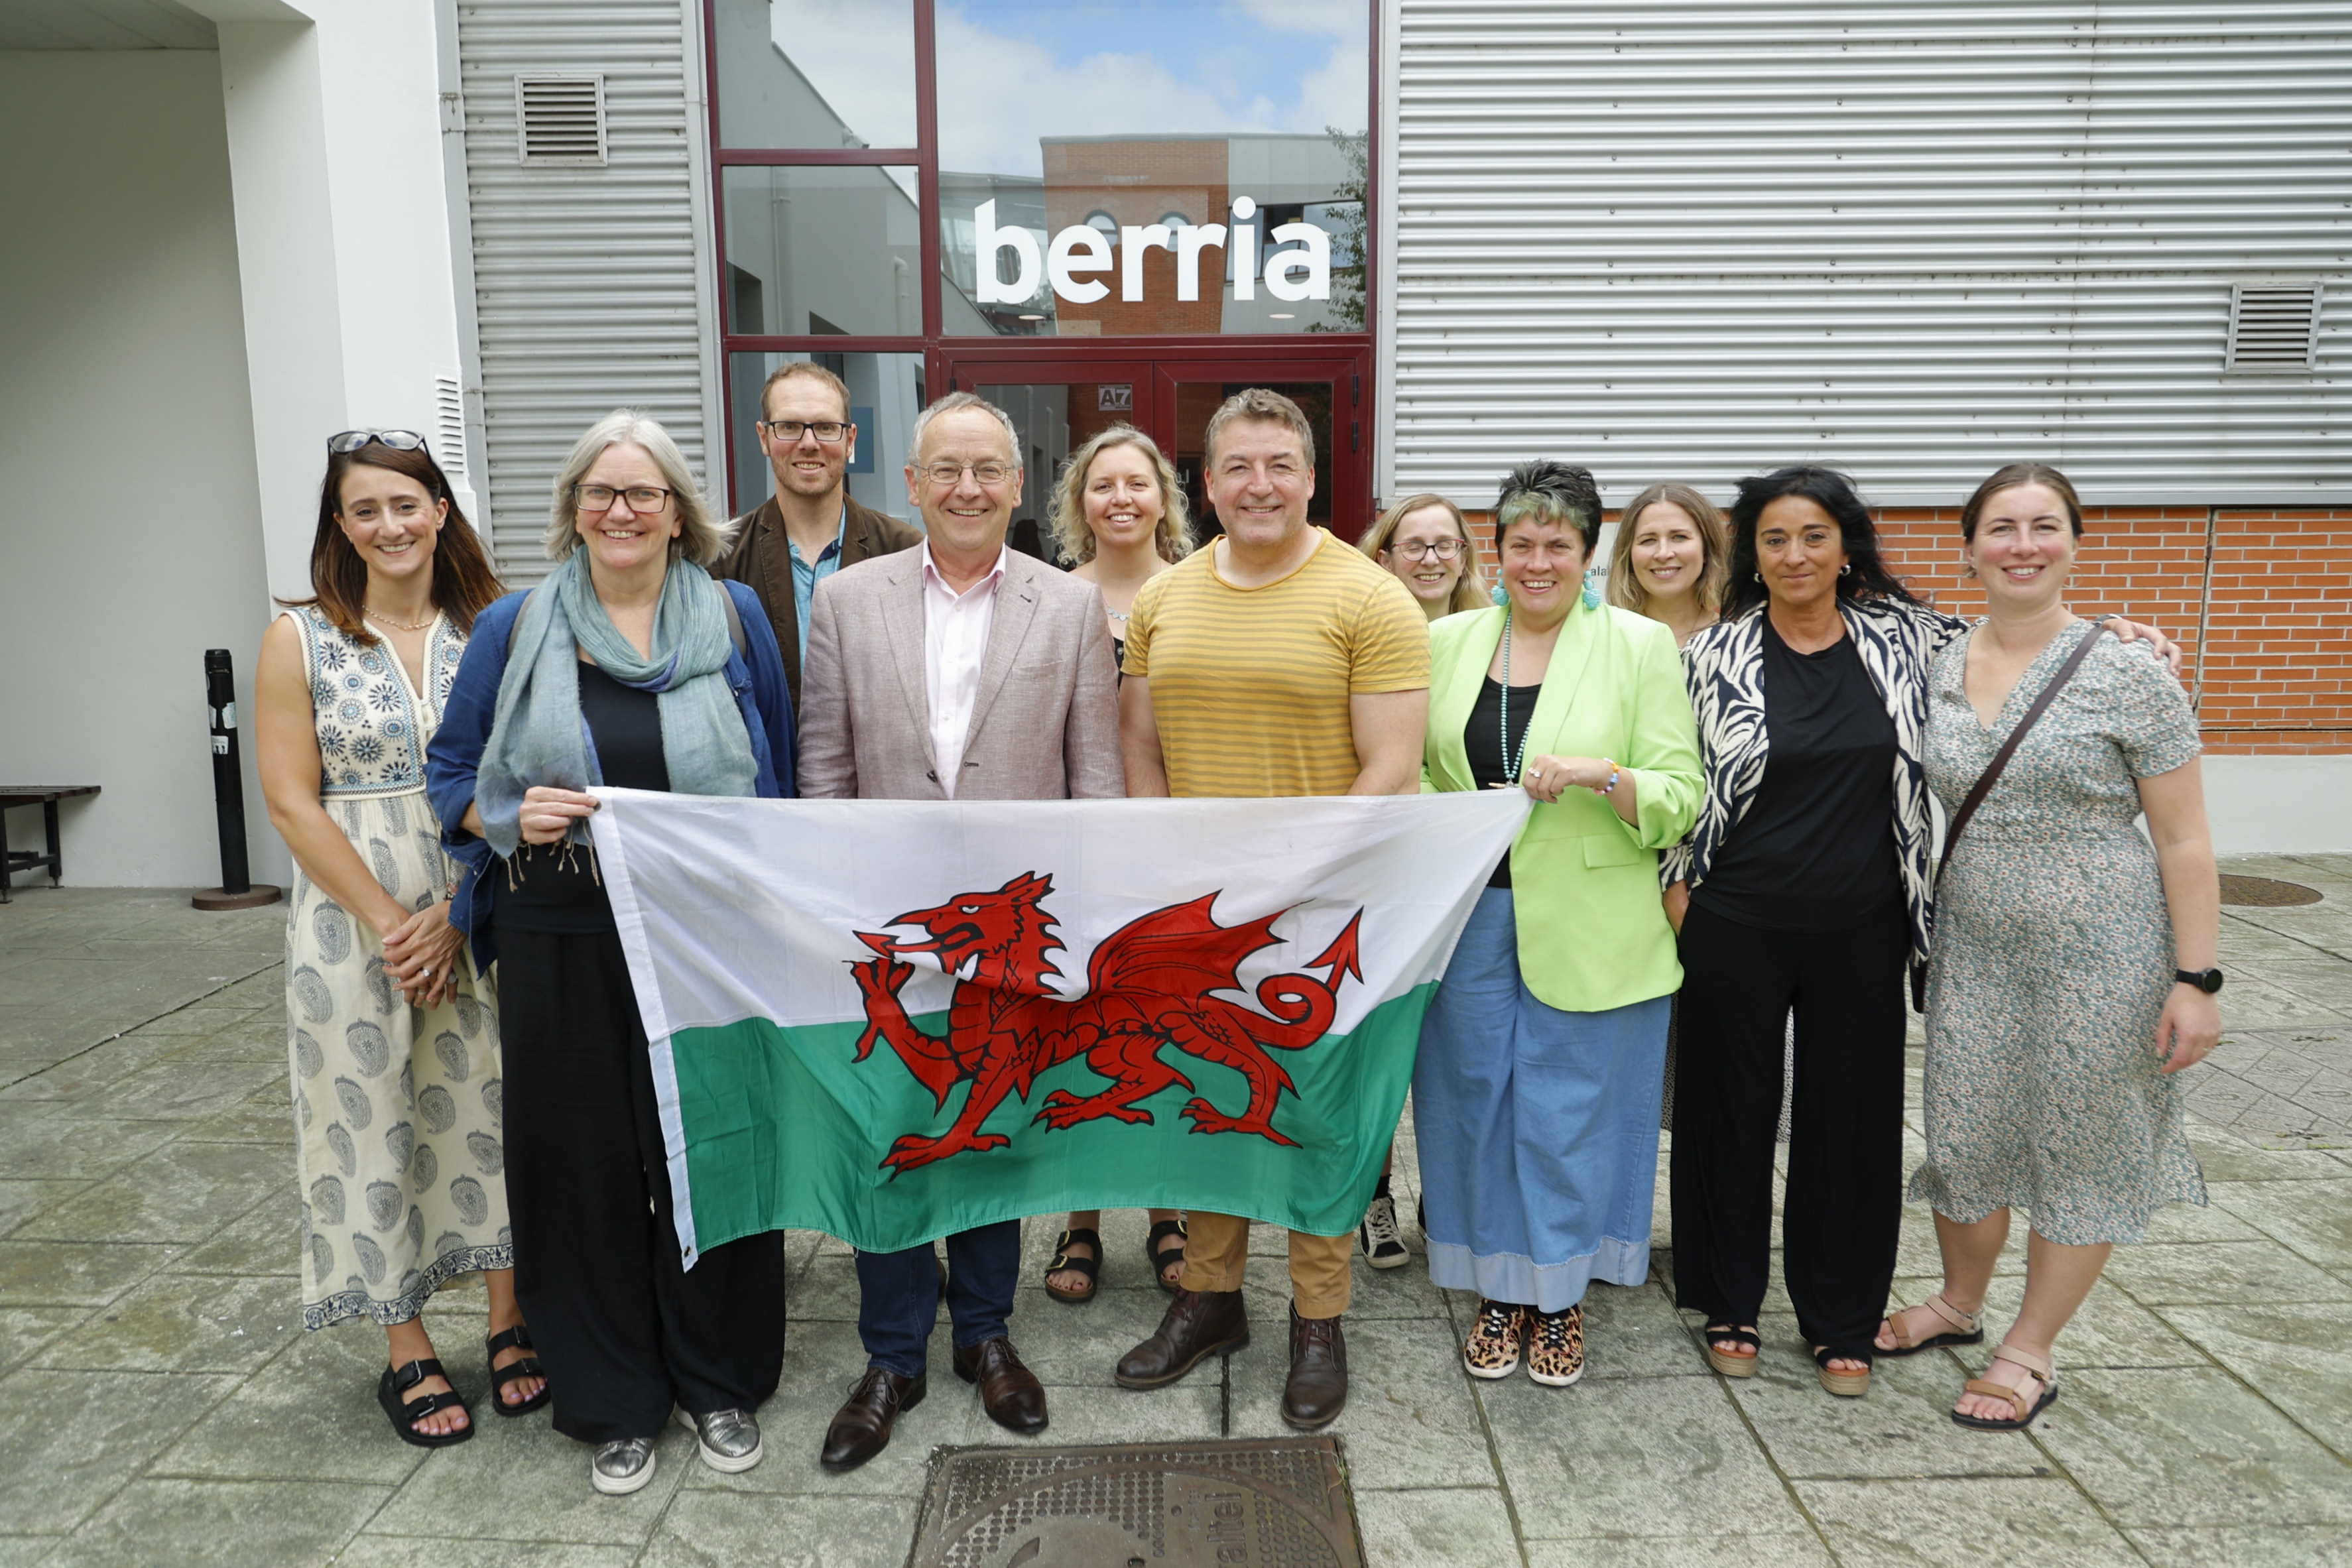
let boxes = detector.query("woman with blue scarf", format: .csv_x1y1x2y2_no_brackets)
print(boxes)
426,410,796,1496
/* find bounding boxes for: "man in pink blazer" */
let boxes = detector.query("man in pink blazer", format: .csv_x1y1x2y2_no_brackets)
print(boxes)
799,392,1123,1471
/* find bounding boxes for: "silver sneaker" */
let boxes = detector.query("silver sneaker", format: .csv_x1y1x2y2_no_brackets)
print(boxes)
590,1437,657,1495
1359,1193,1408,1269
684,1407,764,1473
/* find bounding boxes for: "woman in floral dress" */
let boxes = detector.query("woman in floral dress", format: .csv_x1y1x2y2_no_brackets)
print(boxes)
256,430,544,1445
1876,462,2219,1432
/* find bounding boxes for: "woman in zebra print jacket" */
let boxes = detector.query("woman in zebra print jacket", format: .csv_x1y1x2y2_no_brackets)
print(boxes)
1657,466,2172,1399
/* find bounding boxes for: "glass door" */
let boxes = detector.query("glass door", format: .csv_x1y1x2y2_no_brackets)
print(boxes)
941,358,1156,564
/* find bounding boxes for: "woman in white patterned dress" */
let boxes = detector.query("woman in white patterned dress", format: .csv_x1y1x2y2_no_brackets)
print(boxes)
257,430,544,1446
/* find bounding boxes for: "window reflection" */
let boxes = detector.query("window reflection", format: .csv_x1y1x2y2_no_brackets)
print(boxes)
727,351,926,520
722,165,922,337
713,0,918,151
936,0,1369,337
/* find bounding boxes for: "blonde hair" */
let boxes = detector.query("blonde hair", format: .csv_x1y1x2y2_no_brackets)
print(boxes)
1607,481,1729,621
1048,425,1194,566
1358,493,1488,616
546,408,731,567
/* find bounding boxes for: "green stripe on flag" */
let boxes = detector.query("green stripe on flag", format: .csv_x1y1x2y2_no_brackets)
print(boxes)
668,985,1435,1256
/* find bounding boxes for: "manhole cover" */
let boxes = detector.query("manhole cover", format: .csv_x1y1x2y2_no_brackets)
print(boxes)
909,1437,1361,1567
2219,875,2322,907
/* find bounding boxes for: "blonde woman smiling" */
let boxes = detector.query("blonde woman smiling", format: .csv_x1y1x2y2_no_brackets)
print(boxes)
1361,493,1490,622
1606,482,1729,648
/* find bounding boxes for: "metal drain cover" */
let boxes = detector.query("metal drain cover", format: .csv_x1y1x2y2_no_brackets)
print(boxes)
908,1437,1362,1568
2219,874,2323,907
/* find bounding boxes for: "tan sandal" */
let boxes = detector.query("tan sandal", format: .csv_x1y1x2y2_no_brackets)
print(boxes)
1812,1344,1872,1398
1701,1324,1760,1378
1877,1293,1985,1358
1954,1343,2058,1431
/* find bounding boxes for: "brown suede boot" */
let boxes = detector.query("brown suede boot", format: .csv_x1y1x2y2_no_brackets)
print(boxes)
1281,1305,1347,1429
1113,1288,1249,1388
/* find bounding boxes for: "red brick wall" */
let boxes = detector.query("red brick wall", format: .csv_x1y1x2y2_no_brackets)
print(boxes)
1459,505,2352,755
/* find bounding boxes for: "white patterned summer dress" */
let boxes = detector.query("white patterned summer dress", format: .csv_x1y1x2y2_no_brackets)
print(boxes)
284,606,511,1330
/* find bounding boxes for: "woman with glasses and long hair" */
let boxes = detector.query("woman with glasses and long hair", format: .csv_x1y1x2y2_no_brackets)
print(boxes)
427,410,796,1495
1414,462,1702,1388
1040,424,1194,1301
1361,493,1491,622
256,428,532,1448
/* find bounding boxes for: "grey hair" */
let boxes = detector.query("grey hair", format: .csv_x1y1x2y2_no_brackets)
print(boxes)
545,408,732,566
906,391,1021,467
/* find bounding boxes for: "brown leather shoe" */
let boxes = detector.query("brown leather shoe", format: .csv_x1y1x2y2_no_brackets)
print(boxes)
819,1366,926,1472
1281,1305,1347,1429
1114,1288,1249,1389
952,1337,1048,1435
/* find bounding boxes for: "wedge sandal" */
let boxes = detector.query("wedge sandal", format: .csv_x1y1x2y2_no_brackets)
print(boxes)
1877,1293,1985,1358
1700,1324,1760,1378
1043,1227,1101,1304
485,1325,552,1416
1146,1217,1188,1294
1953,1343,2059,1431
379,1357,473,1448
1813,1344,1873,1398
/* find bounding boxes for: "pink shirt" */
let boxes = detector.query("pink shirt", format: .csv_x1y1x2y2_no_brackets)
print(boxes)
920,542,1007,798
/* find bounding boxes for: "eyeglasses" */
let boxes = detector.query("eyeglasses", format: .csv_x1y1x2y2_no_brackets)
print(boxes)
1388,538,1465,562
760,420,848,444
574,484,675,513
329,430,426,455
917,461,1016,488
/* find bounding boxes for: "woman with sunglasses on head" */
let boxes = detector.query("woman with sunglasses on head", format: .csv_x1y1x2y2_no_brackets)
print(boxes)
257,429,539,1448
1038,424,1196,1302
426,410,796,1495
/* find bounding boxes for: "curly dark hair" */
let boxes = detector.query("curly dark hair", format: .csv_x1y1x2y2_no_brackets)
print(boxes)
1494,460,1602,554
1723,465,1918,615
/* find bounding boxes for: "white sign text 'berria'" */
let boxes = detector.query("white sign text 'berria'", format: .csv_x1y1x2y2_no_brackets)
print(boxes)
973,195,1331,306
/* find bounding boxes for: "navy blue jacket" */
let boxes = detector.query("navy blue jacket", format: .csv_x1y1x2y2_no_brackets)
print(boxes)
424,581,797,973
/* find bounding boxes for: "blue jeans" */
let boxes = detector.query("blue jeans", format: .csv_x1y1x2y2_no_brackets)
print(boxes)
853,1219,1021,1378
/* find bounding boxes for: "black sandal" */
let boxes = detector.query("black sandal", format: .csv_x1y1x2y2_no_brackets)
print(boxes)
485,1325,551,1416
1813,1343,1873,1398
1700,1325,1761,1378
1044,1227,1101,1304
1146,1217,1188,1293
379,1357,473,1448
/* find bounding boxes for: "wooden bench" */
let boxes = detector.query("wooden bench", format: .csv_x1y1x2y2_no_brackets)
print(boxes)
0,786,99,903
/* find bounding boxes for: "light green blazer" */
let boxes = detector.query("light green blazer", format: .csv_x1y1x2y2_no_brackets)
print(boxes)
1422,601,1703,1013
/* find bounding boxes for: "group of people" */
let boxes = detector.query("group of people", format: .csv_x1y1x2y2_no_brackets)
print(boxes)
255,367,2223,1495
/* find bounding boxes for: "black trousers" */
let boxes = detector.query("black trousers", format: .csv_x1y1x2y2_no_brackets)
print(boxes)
1668,897,1908,1357
500,927,786,1442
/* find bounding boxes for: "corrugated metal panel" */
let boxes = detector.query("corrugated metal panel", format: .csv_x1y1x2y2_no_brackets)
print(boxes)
456,0,711,577
1390,1,2352,507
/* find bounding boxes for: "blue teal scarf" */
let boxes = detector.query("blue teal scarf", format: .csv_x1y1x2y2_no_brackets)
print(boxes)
474,551,755,859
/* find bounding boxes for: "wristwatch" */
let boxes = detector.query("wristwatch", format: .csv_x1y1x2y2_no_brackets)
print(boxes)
2175,967,2225,995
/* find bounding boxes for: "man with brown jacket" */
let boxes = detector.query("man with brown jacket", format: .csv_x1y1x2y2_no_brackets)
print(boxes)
715,362,924,710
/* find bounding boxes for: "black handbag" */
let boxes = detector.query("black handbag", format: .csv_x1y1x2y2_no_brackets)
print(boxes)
1910,625,2109,1013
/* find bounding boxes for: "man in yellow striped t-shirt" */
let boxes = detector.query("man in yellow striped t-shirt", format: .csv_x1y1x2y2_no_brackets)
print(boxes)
1112,389,1430,1431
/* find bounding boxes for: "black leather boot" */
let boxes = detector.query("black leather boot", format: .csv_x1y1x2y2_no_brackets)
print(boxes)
1281,1305,1347,1429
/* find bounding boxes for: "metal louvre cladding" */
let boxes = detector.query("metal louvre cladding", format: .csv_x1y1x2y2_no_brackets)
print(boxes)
1391,2,2352,507
458,1,710,577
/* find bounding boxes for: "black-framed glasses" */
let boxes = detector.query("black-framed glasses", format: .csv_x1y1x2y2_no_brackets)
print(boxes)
329,429,426,455
1389,538,1465,562
917,460,1016,488
574,483,676,513
760,419,849,443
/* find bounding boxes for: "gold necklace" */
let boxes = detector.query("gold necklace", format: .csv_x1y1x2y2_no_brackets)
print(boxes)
365,604,438,631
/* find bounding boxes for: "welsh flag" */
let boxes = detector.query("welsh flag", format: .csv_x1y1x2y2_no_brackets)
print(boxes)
591,790,1530,1262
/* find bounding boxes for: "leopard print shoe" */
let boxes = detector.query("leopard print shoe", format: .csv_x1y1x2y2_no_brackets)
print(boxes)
1526,1305,1586,1387
1462,1299,1526,1380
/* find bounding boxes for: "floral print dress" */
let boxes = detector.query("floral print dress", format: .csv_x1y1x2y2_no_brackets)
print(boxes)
1910,621,2208,1244
284,607,511,1329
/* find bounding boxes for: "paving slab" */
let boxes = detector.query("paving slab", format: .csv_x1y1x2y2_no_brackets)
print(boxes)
1523,1538,1837,1568
2123,1523,2352,1567
2154,1303,2352,1455
643,1487,916,1568
1793,1475,2142,1567
0,1368,239,1534
42,1477,388,1568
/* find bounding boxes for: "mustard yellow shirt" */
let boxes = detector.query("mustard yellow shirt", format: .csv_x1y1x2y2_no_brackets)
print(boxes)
1123,529,1431,798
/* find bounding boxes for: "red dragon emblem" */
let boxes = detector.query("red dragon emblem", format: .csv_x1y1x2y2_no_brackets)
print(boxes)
848,872,1363,1175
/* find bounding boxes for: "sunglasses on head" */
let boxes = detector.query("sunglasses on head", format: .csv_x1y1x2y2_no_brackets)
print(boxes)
328,430,428,455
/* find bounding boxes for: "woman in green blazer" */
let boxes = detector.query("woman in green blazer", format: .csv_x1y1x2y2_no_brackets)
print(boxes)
1416,462,1703,1388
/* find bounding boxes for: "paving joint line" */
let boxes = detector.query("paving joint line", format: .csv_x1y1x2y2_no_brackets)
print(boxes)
0,958,284,1092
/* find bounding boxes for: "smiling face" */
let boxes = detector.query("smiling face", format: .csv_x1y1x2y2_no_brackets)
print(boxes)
1967,481,2077,611
762,374,854,503
906,406,1019,563
572,441,684,576
1628,500,1705,606
337,464,447,586
1497,514,1589,622
1381,503,1467,611
1081,441,1165,554
1207,416,1314,552
1754,494,1848,613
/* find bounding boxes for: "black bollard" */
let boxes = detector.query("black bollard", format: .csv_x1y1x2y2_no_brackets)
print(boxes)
192,648,281,911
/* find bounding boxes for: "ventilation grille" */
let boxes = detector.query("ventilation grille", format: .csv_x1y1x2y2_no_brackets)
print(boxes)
515,75,605,164
2227,284,2321,370
434,377,467,479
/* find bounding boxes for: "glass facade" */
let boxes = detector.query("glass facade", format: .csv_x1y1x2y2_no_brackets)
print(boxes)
721,165,922,337
726,351,925,520
712,0,918,151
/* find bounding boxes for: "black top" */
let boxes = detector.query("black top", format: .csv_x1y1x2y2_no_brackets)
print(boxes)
1691,615,1901,932
492,662,670,933
1464,676,1542,889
